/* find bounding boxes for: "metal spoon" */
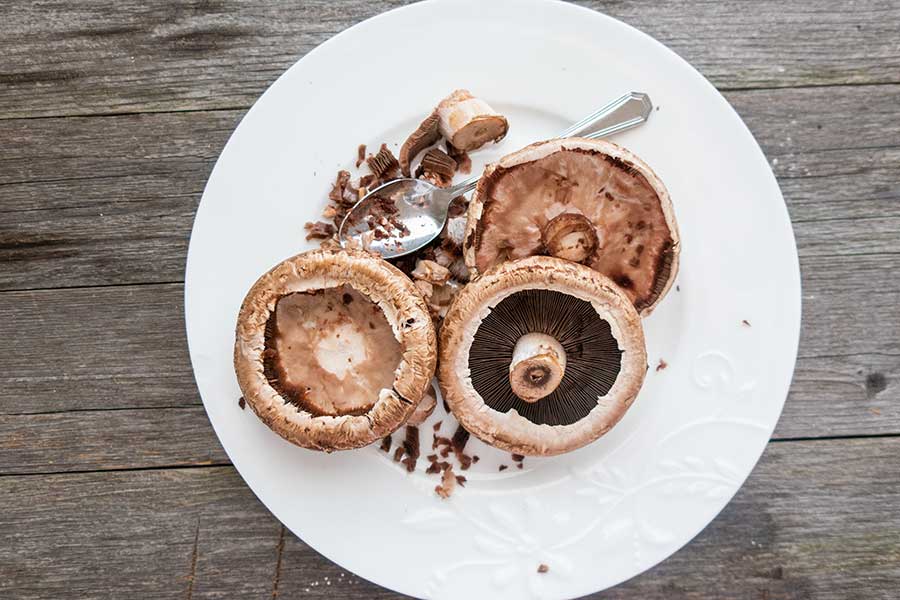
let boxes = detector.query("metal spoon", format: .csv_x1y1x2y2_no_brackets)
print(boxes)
339,92,653,259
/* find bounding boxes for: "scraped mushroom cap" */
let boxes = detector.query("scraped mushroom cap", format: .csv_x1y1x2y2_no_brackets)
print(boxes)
439,256,647,456
464,138,679,316
234,248,437,451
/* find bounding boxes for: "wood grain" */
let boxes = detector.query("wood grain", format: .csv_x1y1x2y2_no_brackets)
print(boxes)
0,284,196,414
0,407,228,475
1,1,899,597
1,85,899,291
0,262,896,474
1,0,899,119
1,437,897,599
0,466,282,599
604,436,900,599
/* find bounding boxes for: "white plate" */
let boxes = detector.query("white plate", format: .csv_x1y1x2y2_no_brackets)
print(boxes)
185,1,801,597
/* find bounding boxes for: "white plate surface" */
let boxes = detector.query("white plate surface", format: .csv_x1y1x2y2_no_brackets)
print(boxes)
185,1,801,598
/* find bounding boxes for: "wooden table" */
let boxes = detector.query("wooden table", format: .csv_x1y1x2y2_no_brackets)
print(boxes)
1,1,898,597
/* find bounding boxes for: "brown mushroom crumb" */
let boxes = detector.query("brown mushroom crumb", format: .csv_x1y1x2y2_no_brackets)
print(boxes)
511,453,525,463
367,143,400,179
403,426,420,471
328,170,354,206
472,455,480,464
447,142,472,174
321,204,337,220
373,196,399,217
399,112,441,177
380,436,392,453
517,463,524,469
435,465,458,499
434,435,452,449
392,446,404,462
498,465,508,472
451,425,470,453
413,278,435,302
355,144,367,168
412,259,452,285
238,396,246,410
656,359,668,372
416,148,457,187
742,319,751,327
455,475,467,487
387,214,411,238
432,421,442,432
537,564,549,574
359,173,376,189
426,461,442,474
304,221,336,240
446,195,468,218
458,454,473,471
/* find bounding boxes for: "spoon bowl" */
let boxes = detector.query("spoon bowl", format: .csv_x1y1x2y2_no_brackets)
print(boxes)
338,178,452,259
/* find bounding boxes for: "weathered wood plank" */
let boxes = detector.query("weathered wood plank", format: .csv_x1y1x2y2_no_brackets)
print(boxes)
1,248,897,475
1,84,899,291
604,436,900,599
0,110,240,290
1,438,897,598
0,407,228,475
0,466,282,599
0,284,196,413
1,0,899,119
782,353,898,439
799,253,900,361
724,84,900,155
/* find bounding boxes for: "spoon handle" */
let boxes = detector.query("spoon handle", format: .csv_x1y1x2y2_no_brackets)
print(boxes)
557,92,653,139
447,91,652,197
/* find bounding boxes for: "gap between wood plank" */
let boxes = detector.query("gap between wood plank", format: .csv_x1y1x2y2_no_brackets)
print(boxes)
1,403,201,417
2,81,899,123
719,79,900,93
0,280,185,294
0,462,234,479
2,433,900,479
271,525,286,599
185,517,200,600
769,432,900,443
3,251,900,295
0,171,180,189
0,104,249,122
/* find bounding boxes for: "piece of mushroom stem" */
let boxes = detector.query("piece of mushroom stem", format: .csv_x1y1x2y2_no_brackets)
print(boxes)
508,333,567,403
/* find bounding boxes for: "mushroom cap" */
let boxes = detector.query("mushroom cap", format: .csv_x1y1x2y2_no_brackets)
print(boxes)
439,256,648,456
464,138,680,316
234,248,437,451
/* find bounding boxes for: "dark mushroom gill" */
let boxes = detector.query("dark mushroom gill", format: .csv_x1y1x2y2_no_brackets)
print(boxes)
468,289,623,426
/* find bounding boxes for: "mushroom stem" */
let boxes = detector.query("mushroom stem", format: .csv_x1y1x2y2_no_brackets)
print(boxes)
508,333,566,403
437,89,509,152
